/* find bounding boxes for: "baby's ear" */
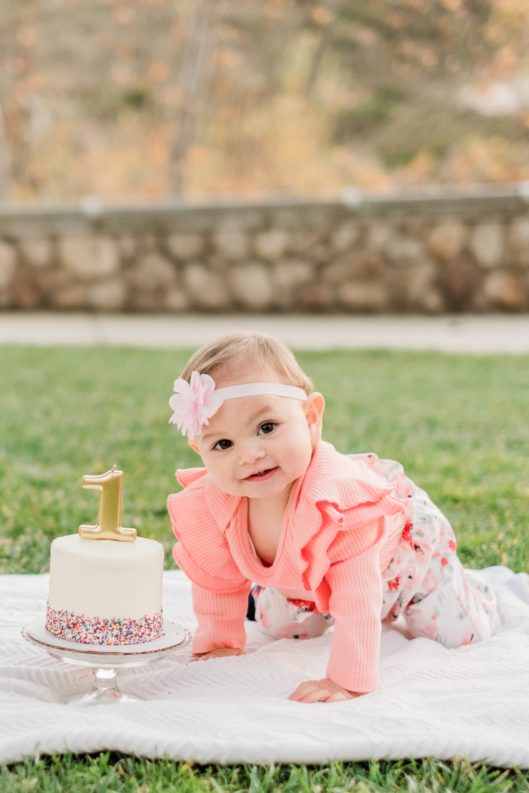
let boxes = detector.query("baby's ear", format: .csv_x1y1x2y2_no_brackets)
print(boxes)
305,392,325,442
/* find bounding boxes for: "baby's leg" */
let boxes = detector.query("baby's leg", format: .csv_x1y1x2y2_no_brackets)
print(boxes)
249,586,333,640
405,562,499,646
402,494,499,646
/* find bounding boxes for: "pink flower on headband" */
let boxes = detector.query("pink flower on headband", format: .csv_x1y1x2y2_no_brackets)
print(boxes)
168,372,223,438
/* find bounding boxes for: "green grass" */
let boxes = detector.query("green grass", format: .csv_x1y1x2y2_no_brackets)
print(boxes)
1,345,529,791
2,754,528,792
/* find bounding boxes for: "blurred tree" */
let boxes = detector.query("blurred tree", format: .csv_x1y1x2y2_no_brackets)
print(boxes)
0,0,527,200
290,0,495,137
0,3,19,200
0,108,10,202
169,0,216,194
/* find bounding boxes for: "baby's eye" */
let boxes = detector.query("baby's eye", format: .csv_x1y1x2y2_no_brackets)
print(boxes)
258,422,277,436
213,438,233,451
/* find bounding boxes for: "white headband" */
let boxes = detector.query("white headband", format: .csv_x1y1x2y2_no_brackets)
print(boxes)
169,371,307,438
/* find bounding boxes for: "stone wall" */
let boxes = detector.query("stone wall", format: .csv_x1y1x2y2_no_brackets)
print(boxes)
1,186,529,312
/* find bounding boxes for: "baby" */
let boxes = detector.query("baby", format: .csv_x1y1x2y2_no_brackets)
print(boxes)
167,332,498,703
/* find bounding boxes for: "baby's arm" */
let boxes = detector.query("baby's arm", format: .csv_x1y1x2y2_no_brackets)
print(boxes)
190,580,251,657
290,519,385,702
168,483,250,657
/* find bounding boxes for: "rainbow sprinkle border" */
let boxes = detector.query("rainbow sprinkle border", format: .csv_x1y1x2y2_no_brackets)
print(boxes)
45,602,163,645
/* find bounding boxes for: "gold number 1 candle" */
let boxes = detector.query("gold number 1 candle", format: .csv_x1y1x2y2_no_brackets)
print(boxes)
79,466,137,542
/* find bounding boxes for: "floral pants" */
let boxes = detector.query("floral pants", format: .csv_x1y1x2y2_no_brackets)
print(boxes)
249,488,499,648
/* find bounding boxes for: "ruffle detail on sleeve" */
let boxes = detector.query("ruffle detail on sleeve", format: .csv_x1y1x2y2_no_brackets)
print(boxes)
167,475,248,594
176,466,208,488
293,442,413,594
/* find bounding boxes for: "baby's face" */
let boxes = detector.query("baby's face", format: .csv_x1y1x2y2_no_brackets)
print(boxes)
190,364,323,504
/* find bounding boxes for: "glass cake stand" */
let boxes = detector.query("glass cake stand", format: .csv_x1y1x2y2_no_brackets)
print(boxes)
22,618,189,706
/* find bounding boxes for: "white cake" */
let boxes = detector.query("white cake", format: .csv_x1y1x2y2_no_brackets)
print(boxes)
46,534,164,645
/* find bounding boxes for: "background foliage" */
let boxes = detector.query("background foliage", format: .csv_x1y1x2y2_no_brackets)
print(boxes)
1,0,528,202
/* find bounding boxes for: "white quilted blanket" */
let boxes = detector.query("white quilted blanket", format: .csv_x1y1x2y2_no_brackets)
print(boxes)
1,567,529,767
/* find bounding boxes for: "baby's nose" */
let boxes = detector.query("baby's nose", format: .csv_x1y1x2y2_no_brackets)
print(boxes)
239,440,266,465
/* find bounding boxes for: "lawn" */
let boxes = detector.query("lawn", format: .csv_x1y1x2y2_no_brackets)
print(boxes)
1,345,528,792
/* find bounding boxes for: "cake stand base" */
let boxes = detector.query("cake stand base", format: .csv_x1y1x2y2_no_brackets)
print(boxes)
68,667,139,705
22,619,189,706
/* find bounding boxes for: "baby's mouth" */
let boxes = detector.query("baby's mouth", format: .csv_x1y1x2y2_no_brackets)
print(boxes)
244,466,278,481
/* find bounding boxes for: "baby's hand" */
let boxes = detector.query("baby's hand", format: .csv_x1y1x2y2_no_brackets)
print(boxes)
288,677,359,703
192,648,243,661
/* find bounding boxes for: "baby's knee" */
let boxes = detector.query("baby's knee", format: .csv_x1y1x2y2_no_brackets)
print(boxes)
404,574,499,648
251,587,333,640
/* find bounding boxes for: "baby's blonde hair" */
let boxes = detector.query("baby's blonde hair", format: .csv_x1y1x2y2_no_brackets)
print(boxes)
180,331,313,393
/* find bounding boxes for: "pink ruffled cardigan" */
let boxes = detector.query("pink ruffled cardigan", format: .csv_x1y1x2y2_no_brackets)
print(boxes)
167,440,415,693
